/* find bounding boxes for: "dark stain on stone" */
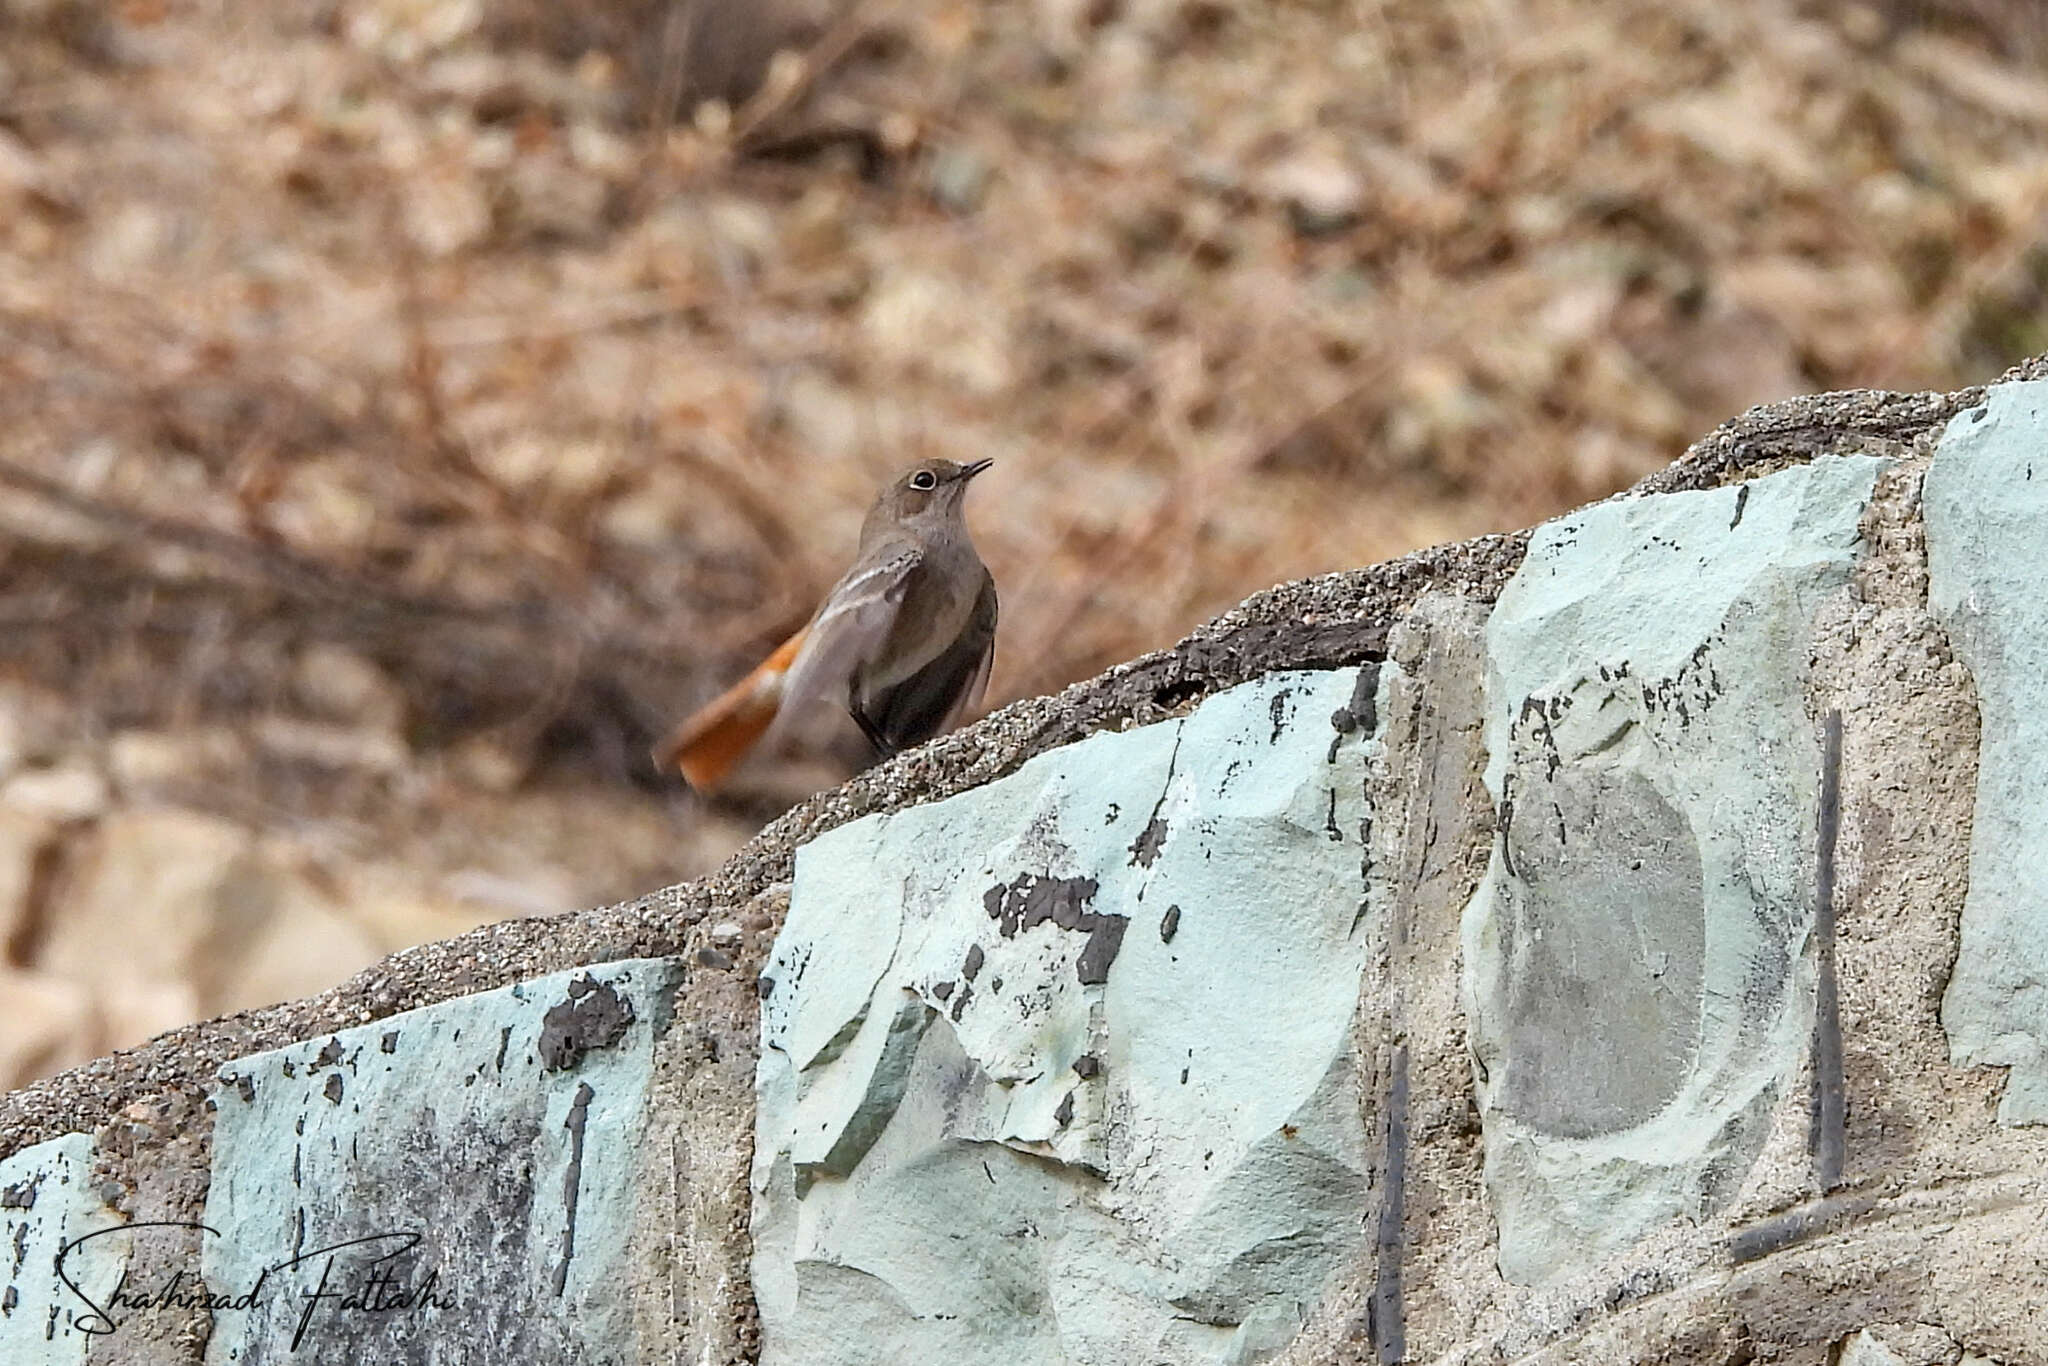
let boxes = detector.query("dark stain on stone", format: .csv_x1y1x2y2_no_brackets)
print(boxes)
1327,660,1383,761
1129,818,1168,869
696,947,734,971
985,873,1102,938
1122,819,1171,872
1498,797,1517,877
1325,788,1343,841
281,1061,296,1079
1180,1067,1189,1085
1104,803,1119,825
1370,1043,1409,1365
379,1031,399,1055
235,1074,255,1104
990,975,1003,991
2,1284,15,1313
1054,1091,1074,1127
963,944,985,980
1072,1054,1101,1079
932,980,955,1002
554,1081,595,1296
0,1177,37,1210
1076,917,1128,986
1129,727,1185,869
758,975,776,1000
1268,688,1293,742
983,872,1128,983
538,975,636,1073
1495,763,1703,1138
1516,695,1563,779
314,1038,344,1068
1971,404,1989,422
1729,483,1750,529
949,983,973,1023
1638,640,1721,734
494,1026,512,1074
1810,709,1847,1192
322,1074,344,1105
1160,905,1181,943
1727,1192,1874,1266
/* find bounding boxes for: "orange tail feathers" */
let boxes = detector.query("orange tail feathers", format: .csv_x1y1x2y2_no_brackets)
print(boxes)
653,628,808,791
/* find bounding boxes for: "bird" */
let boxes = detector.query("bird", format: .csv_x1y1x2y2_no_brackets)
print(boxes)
653,457,998,791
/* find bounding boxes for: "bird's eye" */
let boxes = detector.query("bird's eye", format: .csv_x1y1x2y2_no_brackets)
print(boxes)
909,470,938,490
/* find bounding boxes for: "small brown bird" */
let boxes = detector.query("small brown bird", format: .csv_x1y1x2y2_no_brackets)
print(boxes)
654,458,998,791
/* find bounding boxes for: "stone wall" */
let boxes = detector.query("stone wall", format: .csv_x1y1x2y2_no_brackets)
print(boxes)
4,363,2047,1364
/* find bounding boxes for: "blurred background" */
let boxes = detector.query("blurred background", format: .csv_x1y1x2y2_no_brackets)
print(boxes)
0,0,2043,1089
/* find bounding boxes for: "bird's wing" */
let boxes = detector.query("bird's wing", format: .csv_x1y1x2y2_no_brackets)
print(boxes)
939,569,998,731
862,567,997,753
764,546,922,748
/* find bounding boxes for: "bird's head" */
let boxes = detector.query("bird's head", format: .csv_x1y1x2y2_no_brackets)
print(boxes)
870,457,994,527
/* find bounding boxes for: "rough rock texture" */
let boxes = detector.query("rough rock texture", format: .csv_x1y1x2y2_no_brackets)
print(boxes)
1924,379,2048,1126
1466,454,1888,1282
11,365,2048,1363
753,669,1379,1365
204,960,681,1363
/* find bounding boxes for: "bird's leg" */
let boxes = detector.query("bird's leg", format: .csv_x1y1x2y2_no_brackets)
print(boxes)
850,706,899,760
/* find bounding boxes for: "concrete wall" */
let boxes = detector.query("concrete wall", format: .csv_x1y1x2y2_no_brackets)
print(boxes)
4,363,2047,1364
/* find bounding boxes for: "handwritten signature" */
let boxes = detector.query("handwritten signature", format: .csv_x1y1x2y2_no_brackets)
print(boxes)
57,1222,452,1349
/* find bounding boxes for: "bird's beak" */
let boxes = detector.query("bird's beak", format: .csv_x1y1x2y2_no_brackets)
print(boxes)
961,459,994,480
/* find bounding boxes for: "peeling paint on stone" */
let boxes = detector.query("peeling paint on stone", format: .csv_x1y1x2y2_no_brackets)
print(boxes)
753,669,1381,1365
0,1133,118,1366
537,974,637,1073
201,958,681,1362
1463,454,1888,1283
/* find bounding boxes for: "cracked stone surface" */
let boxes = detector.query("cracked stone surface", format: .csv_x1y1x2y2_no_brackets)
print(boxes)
752,669,1382,1366
1926,379,2048,1126
1463,454,1889,1284
201,959,681,1364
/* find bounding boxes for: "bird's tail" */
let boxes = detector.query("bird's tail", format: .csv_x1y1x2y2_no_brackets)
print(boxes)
652,627,808,791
